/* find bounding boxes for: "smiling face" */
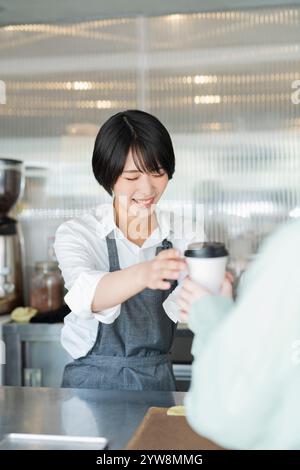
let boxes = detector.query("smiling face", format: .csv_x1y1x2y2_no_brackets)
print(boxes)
113,149,169,217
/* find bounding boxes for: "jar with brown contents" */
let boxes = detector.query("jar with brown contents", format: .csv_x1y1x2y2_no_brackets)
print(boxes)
29,261,64,313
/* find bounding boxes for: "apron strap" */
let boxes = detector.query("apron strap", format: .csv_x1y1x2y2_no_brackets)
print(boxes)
106,229,121,273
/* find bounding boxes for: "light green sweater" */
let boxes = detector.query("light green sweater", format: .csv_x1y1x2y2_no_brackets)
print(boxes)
184,219,300,450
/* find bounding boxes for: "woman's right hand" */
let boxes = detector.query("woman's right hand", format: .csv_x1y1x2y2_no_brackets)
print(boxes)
140,249,187,290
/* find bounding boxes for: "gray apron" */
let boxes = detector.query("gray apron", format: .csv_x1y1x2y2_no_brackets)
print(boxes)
62,230,178,391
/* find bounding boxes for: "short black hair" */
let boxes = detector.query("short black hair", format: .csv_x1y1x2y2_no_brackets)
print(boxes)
92,109,175,195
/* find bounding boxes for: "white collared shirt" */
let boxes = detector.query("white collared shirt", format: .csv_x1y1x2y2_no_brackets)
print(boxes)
54,203,203,359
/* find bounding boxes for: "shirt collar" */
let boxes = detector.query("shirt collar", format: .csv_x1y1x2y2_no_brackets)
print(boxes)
94,203,172,249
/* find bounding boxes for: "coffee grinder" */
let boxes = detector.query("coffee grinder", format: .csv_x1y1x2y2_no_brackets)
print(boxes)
0,158,24,314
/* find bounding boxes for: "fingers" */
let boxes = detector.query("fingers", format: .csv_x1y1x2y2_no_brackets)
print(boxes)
158,281,171,290
179,310,189,323
177,277,212,323
157,249,186,268
154,257,187,282
177,271,233,321
182,276,210,295
163,260,187,271
160,270,179,280
177,296,190,313
177,276,211,315
157,248,181,259
179,285,198,302
148,249,187,289
155,260,187,272
220,277,233,298
225,271,234,283
181,277,198,293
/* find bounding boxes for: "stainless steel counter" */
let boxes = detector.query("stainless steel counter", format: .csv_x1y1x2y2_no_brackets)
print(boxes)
2,322,193,389
0,386,185,450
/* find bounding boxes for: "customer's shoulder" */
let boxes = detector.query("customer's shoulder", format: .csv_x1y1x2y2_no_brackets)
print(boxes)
259,219,300,258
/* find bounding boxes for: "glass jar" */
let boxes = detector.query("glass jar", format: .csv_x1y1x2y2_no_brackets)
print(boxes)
29,261,64,313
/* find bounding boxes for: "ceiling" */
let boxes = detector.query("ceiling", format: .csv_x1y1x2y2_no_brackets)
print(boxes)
0,0,299,26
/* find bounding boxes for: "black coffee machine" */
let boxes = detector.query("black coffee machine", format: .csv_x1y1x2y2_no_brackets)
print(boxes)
0,158,24,314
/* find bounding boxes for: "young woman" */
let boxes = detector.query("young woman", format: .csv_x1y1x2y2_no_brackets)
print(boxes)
54,109,200,391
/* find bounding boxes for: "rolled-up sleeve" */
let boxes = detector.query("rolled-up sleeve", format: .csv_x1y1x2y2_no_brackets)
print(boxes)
54,221,121,324
163,282,185,323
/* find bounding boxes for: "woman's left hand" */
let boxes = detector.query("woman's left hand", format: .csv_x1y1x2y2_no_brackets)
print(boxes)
177,272,234,323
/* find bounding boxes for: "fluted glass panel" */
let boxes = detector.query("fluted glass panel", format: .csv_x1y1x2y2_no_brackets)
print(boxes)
0,7,299,265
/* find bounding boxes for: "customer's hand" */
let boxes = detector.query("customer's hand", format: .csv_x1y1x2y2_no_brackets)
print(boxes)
177,272,233,323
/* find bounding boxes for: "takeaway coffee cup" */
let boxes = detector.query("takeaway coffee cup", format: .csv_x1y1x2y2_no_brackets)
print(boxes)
184,242,229,294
